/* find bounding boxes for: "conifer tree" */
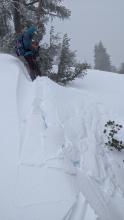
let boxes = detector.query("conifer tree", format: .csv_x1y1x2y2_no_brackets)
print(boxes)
56,34,88,84
119,63,124,74
0,0,71,52
58,34,76,81
0,0,11,37
0,0,71,35
38,26,61,75
94,41,112,72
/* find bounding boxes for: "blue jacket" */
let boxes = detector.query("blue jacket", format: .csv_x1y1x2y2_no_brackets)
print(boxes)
23,26,37,57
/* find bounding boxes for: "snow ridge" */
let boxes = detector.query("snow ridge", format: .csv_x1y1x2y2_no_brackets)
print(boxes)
0,54,123,220
15,64,124,219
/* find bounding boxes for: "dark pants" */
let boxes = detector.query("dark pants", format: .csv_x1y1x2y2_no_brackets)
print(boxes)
24,56,41,81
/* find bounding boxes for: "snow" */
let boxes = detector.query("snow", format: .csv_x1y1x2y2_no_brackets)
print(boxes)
0,54,124,220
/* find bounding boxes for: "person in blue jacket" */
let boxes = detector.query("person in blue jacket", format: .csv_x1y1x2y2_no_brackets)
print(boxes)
22,26,41,81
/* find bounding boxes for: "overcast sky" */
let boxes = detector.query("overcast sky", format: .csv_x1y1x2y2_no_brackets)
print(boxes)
48,0,124,68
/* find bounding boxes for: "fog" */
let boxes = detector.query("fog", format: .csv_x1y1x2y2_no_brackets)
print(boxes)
49,0,124,68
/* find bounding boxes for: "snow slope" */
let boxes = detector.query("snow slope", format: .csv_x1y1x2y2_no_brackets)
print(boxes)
0,54,124,220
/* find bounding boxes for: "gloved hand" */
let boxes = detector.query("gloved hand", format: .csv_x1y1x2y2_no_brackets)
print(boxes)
32,41,40,57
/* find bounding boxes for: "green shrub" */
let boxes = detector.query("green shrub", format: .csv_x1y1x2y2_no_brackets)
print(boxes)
103,120,124,151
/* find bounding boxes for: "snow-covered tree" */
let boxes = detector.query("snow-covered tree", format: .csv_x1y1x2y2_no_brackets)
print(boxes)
38,26,61,75
111,65,117,73
57,34,76,81
94,41,112,72
37,32,88,84
0,0,71,35
0,0,71,53
118,62,124,74
53,34,88,84
0,0,11,37
0,0,70,54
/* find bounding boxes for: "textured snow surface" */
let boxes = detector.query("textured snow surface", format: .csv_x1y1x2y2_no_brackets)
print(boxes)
0,54,124,220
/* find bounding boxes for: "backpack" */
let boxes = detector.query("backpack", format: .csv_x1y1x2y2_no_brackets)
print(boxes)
15,35,25,56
